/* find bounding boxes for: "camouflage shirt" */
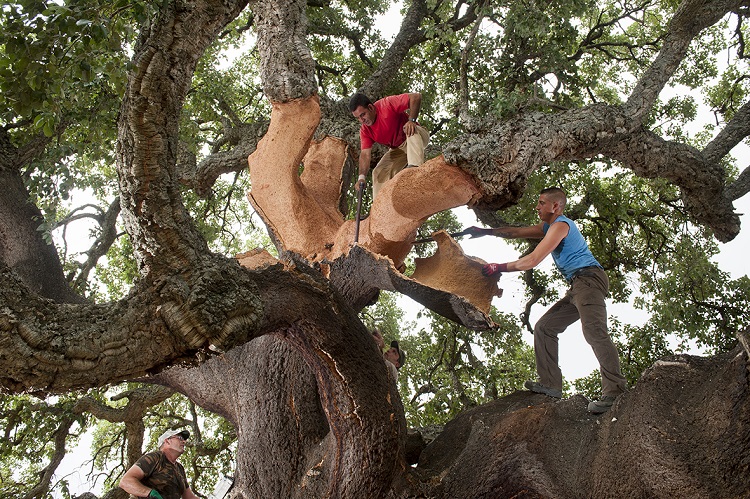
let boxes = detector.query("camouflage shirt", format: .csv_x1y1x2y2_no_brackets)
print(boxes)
134,451,189,499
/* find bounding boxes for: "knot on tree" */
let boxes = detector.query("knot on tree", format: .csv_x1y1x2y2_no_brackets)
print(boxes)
156,260,264,351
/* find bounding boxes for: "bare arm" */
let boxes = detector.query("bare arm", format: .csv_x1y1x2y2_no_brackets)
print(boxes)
372,329,385,350
403,92,422,136
356,147,372,191
119,464,152,497
488,223,545,240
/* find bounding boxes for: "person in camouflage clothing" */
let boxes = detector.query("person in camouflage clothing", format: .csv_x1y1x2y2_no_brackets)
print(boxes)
119,428,199,499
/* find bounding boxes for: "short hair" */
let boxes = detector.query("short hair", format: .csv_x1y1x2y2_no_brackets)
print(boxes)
391,340,406,368
540,187,567,208
349,92,373,112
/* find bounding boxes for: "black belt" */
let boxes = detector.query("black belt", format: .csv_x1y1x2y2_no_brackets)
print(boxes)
571,266,601,279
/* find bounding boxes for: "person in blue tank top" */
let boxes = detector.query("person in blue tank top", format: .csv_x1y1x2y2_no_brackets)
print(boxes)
467,187,628,414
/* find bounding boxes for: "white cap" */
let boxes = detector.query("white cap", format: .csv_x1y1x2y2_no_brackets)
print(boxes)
156,428,190,448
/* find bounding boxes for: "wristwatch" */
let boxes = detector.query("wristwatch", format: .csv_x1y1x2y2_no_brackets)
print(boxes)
409,118,418,123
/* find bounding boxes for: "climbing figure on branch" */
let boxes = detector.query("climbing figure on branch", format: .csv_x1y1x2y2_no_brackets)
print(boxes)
349,92,430,198
470,187,628,414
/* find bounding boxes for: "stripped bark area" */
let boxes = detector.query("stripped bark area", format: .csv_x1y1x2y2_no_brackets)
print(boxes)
245,96,494,325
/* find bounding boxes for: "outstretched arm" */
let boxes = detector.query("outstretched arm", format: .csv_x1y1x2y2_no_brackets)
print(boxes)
467,223,545,240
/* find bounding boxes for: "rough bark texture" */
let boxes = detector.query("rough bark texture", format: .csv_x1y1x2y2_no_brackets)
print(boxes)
150,334,750,498
154,331,406,498
443,104,740,242
413,345,750,498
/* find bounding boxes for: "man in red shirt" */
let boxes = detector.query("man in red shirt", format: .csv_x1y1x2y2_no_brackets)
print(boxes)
349,92,429,198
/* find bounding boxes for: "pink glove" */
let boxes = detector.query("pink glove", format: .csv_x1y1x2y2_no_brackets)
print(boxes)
482,263,507,277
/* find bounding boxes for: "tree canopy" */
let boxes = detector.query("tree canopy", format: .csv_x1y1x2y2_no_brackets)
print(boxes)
1,0,749,497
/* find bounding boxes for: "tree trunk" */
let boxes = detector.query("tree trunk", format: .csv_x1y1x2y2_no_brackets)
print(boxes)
155,331,407,498
3,0,750,496
0,130,84,304
413,345,750,498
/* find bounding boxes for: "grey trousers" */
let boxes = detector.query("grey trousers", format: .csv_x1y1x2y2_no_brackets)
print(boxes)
533,267,627,397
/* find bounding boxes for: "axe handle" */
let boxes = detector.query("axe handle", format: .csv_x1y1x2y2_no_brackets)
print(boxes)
354,184,364,243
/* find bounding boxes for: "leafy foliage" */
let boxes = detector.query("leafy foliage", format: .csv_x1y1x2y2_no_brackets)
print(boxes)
399,309,536,426
0,393,87,498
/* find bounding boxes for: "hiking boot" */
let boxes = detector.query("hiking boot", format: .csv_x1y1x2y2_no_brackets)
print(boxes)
524,380,562,399
587,395,617,414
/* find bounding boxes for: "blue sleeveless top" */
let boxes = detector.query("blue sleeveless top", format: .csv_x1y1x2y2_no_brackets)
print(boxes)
542,215,601,281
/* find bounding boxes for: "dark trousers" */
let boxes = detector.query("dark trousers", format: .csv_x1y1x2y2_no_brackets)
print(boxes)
533,267,627,397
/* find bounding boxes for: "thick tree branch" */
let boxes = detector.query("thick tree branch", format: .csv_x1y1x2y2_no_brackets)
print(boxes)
185,120,268,197
458,10,485,125
117,0,249,278
0,254,355,393
604,127,739,241
703,99,750,164
152,304,405,497
624,0,750,123
726,165,750,200
0,162,85,303
251,0,316,101
76,385,175,469
359,0,430,99
358,0,480,99
75,385,175,422
444,103,740,241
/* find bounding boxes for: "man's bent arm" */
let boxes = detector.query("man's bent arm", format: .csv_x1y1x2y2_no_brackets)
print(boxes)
408,93,422,120
404,93,422,136
119,464,152,497
505,222,568,271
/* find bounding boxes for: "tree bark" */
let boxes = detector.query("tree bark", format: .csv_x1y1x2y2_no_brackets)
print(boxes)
443,104,740,241
154,325,406,498
2,0,750,496
0,129,85,304
414,346,750,498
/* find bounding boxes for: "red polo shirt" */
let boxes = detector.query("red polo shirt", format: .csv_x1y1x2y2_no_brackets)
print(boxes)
359,93,411,150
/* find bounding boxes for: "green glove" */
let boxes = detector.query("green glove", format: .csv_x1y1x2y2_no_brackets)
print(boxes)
148,490,164,499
